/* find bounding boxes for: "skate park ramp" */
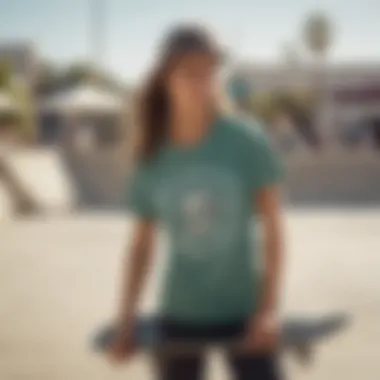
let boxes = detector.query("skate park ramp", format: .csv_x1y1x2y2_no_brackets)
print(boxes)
0,147,77,215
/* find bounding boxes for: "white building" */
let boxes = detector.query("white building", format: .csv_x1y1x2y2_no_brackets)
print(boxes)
232,62,380,138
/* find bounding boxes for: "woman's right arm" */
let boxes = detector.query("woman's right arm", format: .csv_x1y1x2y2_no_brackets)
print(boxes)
108,218,156,364
117,218,156,329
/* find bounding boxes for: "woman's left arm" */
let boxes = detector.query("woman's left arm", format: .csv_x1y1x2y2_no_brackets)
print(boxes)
255,185,284,318
245,185,284,352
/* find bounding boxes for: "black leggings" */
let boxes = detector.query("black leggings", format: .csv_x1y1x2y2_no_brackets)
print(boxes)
153,318,283,380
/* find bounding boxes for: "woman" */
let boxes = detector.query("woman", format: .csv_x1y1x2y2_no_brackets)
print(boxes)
109,23,285,380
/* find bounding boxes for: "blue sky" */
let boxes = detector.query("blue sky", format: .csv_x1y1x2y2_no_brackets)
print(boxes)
1,0,379,81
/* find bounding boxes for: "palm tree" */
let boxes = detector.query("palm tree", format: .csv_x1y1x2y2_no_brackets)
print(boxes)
0,61,18,136
0,61,11,89
64,62,95,85
35,60,60,96
0,60,36,142
303,11,332,61
302,11,334,141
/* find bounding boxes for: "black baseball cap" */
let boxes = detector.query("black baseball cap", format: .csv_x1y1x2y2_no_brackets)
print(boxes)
158,23,226,63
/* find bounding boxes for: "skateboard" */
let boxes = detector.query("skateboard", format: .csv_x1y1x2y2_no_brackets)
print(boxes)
91,312,349,365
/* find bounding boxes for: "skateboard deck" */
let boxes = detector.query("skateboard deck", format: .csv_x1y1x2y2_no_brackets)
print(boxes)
91,313,349,364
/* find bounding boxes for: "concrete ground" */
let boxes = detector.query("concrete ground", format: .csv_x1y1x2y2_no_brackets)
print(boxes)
0,209,379,380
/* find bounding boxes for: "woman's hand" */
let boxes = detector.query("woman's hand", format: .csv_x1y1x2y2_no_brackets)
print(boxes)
243,312,279,353
107,322,136,365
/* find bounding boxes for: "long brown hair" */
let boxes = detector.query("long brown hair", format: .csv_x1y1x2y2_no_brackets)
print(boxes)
132,24,226,162
134,61,171,162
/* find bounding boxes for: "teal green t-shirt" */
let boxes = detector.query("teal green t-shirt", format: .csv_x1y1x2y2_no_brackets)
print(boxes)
127,115,283,323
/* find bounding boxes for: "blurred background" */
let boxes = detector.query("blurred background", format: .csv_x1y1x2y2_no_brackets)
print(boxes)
0,1,379,379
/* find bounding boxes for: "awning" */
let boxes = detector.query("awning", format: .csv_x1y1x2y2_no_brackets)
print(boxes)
39,84,124,115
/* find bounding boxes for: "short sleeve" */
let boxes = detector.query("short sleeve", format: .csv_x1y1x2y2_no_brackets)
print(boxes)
126,164,155,220
244,124,284,191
